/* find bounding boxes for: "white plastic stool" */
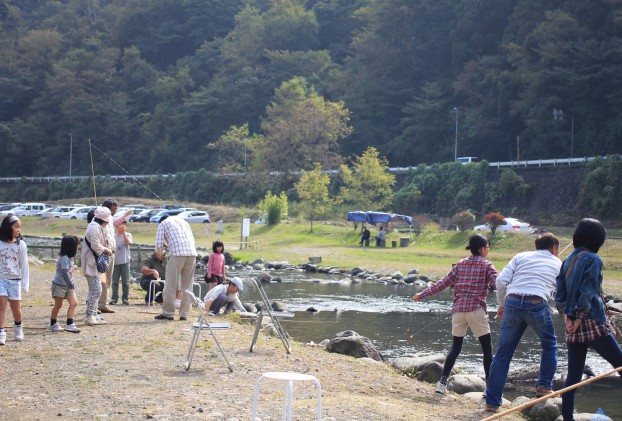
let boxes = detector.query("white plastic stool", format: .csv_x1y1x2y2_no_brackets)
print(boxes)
148,279,164,306
252,371,322,421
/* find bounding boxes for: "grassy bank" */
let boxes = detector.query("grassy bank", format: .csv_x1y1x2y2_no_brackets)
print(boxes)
20,216,622,295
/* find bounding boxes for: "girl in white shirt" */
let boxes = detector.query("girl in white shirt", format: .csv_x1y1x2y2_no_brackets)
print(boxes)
0,214,30,345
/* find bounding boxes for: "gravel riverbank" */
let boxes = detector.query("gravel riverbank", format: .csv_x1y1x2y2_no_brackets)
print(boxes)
0,265,523,420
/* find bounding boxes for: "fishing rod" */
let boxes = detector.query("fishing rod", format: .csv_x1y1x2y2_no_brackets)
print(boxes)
88,140,164,201
88,139,97,205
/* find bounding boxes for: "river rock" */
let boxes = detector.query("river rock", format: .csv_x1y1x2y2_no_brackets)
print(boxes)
351,267,364,276
408,269,419,275
266,261,289,269
251,258,265,265
28,256,44,265
350,277,362,284
390,354,445,373
328,268,341,275
242,303,257,313
463,392,511,406
391,271,403,279
306,307,318,312
528,397,562,421
271,276,282,283
325,330,383,361
403,274,418,283
448,374,486,394
419,275,430,281
233,262,245,270
387,278,400,285
271,301,289,312
301,263,317,272
413,280,427,287
264,322,290,338
607,301,622,313
252,263,264,270
416,361,447,383
258,272,271,283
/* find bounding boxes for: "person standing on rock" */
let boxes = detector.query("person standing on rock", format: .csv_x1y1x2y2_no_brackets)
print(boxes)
0,214,29,345
555,219,622,421
413,234,497,395
484,233,561,413
154,216,197,321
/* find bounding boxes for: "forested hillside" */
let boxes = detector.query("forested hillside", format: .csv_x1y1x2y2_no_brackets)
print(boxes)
1,0,622,177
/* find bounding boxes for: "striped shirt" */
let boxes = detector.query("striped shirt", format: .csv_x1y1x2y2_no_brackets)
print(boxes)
418,255,498,313
155,217,197,257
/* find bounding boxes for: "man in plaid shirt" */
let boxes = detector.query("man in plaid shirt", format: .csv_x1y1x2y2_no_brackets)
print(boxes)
154,215,197,321
414,234,497,395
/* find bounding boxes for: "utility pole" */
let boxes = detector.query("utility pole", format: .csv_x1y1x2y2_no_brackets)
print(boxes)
453,107,459,162
69,133,73,177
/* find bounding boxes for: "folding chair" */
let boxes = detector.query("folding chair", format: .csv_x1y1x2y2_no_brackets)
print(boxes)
183,289,233,373
248,278,294,354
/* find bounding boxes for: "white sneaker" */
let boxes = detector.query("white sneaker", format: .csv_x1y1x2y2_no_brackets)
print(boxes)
175,299,181,309
50,322,64,332
13,324,24,341
85,315,106,326
435,382,447,395
0,330,5,345
64,324,81,333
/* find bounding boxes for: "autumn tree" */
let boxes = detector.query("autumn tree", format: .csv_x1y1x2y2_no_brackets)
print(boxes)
483,212,506,235
337,147,396,211
295,163,332,231
255,77,351,173
452,210,476,232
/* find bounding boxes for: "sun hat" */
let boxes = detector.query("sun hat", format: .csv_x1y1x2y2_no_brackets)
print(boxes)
94,206,112,224
229,277,243,291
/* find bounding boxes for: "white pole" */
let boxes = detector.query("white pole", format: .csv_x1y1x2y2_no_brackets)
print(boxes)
69,133,73,177
453,107,459,162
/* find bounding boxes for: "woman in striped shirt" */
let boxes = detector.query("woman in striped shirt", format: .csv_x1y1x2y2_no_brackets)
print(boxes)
413,234,498,394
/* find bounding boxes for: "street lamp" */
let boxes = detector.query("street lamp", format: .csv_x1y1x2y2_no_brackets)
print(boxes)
69,133,73,177
453,107,459,162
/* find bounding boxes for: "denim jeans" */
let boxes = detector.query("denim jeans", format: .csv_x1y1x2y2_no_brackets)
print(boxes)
562,334,622,420
111,263,130,302
485,297,558,407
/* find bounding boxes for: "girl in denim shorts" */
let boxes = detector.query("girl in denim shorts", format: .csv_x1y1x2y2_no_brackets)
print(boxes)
0,214,30,345
50,235,81,333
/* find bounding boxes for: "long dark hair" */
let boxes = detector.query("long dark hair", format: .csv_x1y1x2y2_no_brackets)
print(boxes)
0,214,22,242
212,240,224,253
60,235,80,258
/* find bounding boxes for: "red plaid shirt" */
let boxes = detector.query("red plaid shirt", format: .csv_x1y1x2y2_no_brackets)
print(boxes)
419,255,498,313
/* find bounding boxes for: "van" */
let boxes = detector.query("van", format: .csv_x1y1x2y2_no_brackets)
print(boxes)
10,202,48,216
456,156,480,164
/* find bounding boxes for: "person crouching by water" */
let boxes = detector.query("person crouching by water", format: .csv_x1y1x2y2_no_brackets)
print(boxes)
203,277,245,316
555,219,622,421
413,234,498,395
205,240,226,291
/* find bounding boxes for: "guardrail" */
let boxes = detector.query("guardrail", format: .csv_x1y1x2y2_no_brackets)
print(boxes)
0,155,611,183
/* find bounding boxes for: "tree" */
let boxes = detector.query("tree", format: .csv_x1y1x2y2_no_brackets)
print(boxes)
452,210,475,232
258,191,288,225
295,163,332,231
483,212,505,235
337,147,396,211
256,77,351,173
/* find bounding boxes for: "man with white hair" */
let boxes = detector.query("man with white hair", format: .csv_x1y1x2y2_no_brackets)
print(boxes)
203,277,245,316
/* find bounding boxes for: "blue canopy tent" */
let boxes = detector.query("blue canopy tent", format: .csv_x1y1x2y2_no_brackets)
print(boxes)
347,211,412,226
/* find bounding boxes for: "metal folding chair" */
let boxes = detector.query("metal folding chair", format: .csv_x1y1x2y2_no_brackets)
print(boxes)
248,278,293,354
183,289,233,373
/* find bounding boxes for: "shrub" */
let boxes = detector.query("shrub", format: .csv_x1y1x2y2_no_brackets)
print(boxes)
452,210,476,232
258,191,288,225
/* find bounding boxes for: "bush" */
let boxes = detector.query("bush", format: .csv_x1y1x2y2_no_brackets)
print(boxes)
258,191,288,225
452,210,476,232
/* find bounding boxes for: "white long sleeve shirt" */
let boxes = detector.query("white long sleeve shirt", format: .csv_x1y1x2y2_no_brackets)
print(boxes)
496,249,561,306
0,239,30,292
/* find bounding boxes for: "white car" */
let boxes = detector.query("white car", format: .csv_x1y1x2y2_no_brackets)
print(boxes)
59,206,96,220
177,210,211,224
39,206,78,218
474,217,534,234
2,202,47,216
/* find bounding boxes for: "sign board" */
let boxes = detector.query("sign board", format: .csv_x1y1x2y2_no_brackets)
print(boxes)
242,218,250,237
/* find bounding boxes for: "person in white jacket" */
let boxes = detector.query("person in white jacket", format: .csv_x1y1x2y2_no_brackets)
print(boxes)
0,214,30,345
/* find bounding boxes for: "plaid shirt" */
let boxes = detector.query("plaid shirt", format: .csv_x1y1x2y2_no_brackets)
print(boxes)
155,217,197,257
566,316,613,344
419,255,498,313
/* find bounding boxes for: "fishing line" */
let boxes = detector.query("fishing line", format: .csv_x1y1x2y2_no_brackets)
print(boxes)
88,140,164,201
88,139,97,204
407,312,452,338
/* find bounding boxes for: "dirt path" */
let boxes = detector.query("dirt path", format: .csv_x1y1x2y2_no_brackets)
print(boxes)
0,265,522,420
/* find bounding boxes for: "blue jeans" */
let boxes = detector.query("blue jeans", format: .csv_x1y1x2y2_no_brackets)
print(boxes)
485,297,558,407
562,334,622,420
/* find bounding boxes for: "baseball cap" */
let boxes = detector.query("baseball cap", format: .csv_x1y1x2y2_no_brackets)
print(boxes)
230,277,243,291
94,206,112,223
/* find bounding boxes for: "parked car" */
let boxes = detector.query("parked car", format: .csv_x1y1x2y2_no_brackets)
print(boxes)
129,208,165,223
177,210,211,224
149,209,185,223
59,206,96,220
38,206,77,218
474,217,534,234
5,202,48,216
456,156,480,164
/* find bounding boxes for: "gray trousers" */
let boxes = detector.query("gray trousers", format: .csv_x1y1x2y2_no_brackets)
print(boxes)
161,256,196,318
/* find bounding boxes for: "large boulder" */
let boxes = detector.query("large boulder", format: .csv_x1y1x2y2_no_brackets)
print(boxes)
416,361,448,383
351,267,364,276
271,301,289,312
325,331,383,361
528,398,562,421
258,272,271,283
390,354,445,373
448,374,486,394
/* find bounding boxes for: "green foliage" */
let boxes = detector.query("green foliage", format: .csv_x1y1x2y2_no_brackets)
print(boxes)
452,210,476,232
578,155,622,219
295,163,332,231
337,147,395,211
258,191,288,225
